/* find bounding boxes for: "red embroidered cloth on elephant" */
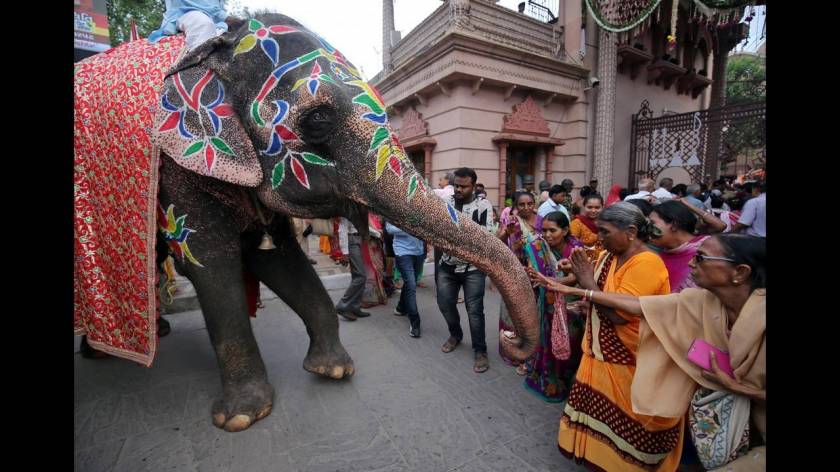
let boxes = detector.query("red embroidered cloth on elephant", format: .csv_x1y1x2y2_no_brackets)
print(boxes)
74,36,185,366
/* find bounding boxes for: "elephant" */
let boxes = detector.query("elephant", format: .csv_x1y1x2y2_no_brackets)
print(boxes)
76,13,539,433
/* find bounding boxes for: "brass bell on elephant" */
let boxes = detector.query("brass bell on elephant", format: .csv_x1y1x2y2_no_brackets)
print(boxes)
258,232,277,250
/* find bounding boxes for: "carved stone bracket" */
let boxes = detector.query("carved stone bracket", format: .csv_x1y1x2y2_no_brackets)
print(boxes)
472,77,484,95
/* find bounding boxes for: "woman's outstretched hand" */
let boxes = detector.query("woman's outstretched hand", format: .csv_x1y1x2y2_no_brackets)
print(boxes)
526,267,573,294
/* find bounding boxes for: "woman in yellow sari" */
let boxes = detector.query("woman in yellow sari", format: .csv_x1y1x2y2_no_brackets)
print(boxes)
570,194,604,261
531,202,681,471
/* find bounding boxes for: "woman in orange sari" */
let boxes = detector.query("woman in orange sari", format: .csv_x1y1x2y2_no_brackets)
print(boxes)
529,202,681,472
570,193,604,261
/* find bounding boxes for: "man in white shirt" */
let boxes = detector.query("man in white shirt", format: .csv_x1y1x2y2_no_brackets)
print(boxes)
437,167,495,374
652,177,676,201
538,180,551,204
624,178,656,202
537,185,571,220
732,181,766,237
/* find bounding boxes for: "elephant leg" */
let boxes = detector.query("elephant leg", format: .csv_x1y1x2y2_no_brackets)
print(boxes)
242,218,354,380
159,164,273,433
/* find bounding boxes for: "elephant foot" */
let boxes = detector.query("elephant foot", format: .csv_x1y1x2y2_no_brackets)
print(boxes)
211,380,275,433
303,341,355,379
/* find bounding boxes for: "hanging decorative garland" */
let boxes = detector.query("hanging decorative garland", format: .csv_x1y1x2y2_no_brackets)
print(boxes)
585,0,663,33
586,0,761,48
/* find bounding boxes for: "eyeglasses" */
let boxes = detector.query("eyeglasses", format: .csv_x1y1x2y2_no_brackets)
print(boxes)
693,254,737,264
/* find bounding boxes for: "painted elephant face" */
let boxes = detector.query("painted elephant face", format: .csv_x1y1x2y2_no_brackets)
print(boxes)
153,14,414,231
152,13,539,362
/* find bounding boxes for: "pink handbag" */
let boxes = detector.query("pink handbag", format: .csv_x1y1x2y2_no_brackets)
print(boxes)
550,297,572,360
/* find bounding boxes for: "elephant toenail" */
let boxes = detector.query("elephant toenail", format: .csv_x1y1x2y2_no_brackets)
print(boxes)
224,414,252,432
212,413,226,428
256,404,272,420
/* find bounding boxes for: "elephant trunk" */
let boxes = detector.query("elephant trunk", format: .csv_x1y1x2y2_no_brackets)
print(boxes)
366,178,539,362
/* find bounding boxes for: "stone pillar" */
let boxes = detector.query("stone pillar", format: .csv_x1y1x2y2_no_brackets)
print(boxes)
705,29,738,181
593,28,617,188
498,142,508,209
423,144,433,183
382,0,395,72
563,0,582,60
545,146,554,184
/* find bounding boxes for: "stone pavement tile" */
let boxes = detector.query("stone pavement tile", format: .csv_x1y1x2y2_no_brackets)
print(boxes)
287,420,407,472
113,426,195,472
75,393,150,450
457,439,539,472
181,418,232,472
448,400,528,449
377,396,481,472
502,420,588,472
182,371,222,424
75,398,98,436
74,437,125,472
269,376,373,453
133,378,191,431
457,377,566,432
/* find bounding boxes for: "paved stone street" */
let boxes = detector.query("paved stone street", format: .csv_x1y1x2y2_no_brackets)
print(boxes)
75,249,587,472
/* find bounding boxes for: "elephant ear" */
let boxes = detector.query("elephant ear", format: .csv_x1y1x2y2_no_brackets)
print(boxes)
151,37,262,187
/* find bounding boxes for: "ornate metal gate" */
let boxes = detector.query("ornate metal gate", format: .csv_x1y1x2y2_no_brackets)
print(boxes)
628,100,765,186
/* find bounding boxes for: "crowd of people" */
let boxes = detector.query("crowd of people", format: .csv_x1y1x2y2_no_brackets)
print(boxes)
306,169,765,472
85,3,765,470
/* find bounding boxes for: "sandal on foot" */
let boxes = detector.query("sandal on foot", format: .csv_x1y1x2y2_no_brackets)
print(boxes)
441,336,461,353
474,352,489,373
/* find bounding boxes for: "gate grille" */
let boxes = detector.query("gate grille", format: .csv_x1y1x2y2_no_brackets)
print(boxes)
628,100,765,186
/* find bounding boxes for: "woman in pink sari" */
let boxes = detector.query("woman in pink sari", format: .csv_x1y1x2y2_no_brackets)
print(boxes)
649,200,708,293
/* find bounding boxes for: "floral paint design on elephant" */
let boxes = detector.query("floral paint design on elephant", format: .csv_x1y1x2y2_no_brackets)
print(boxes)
238,24,426,201
157,70,236,174
157,203,203,267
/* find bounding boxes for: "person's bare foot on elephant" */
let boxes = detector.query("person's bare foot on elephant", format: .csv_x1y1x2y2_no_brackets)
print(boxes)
211,380,275,432
302,341,355,379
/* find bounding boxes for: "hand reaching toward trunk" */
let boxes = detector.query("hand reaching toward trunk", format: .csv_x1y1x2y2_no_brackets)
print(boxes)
526,267,574,294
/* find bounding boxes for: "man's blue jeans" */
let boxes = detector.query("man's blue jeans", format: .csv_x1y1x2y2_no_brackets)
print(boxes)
395,254,425,327
436,264,487,353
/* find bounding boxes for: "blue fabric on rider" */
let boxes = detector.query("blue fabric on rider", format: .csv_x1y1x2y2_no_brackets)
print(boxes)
148,0,229,43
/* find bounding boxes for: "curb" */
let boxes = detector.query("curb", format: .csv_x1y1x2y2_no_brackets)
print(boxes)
162,261,436,315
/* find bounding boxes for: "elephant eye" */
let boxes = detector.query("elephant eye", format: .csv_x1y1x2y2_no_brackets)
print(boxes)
301,107,335,144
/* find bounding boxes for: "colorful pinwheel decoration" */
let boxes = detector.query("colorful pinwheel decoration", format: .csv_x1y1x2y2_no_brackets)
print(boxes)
292,61,337,97
157,70,236,174
234,19,299,65
157,204,203,267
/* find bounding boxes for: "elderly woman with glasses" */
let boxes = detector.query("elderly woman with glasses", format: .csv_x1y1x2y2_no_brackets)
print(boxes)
529,234,766,471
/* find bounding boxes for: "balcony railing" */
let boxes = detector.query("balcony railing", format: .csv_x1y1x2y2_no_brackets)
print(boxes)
389,0,565,71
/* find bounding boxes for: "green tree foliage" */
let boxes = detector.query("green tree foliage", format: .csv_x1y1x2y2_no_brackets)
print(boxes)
725,55,766,105
719,54,765,169
106,0,165,46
